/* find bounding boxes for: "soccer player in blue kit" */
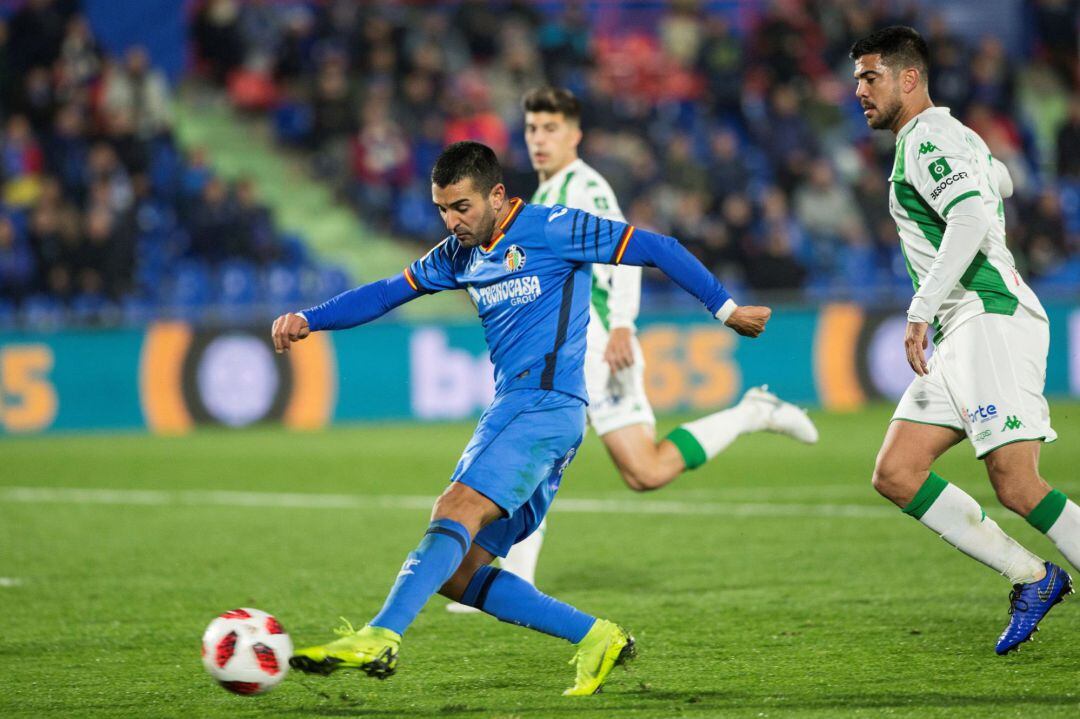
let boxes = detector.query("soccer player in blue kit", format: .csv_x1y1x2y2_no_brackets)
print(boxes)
271,141,773,696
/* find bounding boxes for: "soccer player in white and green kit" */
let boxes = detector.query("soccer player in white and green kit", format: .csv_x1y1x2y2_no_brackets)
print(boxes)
447,87,817,612
852,26,1078,654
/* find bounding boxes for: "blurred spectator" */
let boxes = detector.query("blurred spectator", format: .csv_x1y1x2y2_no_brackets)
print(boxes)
351,103,412,218
1057,97,1080,179
696,16,743,117
794,160,866,252
8,0,71,75
969,37,1015,113
706,129,751,204
194,0,244,85
0,214,36,301
102,47,173,140
18,66,57,134
58,15,101,90
1018,190,1070,277
0,20,12,116
44,104,88,197
761,85,818,194
664,134,709,195
444,79,510,156
234,178,277,265
659,0,704,68
189,176,239,263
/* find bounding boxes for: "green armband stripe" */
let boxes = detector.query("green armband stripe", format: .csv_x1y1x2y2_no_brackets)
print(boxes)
1027,489,1068,534
902,472,949,519
665,428,707,470
942,190,981,218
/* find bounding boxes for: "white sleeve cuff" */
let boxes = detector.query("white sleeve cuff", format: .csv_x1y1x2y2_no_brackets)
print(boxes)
295,312,308,323
714,299,738,324
906,298,932,325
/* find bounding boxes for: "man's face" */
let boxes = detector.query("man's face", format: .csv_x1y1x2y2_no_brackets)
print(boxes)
524,111,582,178
854,54,904,131
432,178,504,248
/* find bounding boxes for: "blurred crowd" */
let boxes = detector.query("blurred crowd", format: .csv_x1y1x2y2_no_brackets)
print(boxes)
195,0,1080,303
0,0,347,325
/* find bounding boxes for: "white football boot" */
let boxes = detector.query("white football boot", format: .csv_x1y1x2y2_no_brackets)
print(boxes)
739,385,818,444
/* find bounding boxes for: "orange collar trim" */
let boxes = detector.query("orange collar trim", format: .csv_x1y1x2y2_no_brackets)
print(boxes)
481,198,524,252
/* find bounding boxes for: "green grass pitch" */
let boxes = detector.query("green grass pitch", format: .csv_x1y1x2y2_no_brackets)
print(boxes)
3,403,1079,718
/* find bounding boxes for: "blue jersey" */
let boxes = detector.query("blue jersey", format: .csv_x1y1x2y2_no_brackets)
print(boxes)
301,198,733,402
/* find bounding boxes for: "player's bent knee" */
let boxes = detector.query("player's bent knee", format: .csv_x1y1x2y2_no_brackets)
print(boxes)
619,465,670,492
872,452,916,503
432,482,502,534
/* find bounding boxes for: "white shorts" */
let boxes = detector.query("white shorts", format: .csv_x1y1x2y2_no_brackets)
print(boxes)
892,308,1057,458
584,332,656,436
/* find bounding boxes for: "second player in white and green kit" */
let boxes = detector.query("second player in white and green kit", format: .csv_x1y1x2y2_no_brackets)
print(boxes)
889,106,1055,457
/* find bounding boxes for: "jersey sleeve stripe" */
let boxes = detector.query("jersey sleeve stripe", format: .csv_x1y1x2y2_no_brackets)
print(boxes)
403,267,421,292
942,190,981,218
611,225,635,264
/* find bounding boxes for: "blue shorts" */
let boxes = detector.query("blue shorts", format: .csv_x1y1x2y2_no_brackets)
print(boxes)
450,389,585,558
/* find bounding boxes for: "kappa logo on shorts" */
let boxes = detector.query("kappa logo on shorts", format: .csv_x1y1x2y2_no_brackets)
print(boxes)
1002,415,1023,431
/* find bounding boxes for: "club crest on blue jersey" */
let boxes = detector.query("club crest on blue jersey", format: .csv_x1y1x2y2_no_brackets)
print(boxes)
503,245,526,272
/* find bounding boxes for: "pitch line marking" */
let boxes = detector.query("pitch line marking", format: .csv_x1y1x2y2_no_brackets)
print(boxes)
4,485,897,519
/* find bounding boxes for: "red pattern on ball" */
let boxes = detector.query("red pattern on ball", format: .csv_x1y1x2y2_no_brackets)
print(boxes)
220,609,251,619
252,643,280,675
215,631,238,668
265,616,285,635
219,680,261,695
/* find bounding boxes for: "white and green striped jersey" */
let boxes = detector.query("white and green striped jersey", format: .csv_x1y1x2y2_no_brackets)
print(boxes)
532,158,641,332
889,107,1045,342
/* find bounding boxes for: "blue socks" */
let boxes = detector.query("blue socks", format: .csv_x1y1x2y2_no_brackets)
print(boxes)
460,565,596,643
370,519,470,636
368,519,595,644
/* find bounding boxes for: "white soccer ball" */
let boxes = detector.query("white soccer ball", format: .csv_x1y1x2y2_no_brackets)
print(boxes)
201,608,292,695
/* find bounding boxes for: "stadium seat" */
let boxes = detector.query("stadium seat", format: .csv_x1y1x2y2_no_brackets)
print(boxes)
263,264,303,307
0,299,15,329
216,260,260,308
163,261,212,318
21,294,66,329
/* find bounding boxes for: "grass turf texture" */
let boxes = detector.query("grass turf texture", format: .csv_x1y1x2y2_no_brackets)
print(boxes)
2,403,1079,718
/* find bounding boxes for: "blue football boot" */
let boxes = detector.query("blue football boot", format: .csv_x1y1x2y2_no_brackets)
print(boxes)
995,562,1073,655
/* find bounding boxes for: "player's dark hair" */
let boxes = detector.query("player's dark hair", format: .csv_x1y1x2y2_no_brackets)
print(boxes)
431,141,503,194
849,26,930,82
521,86,582,122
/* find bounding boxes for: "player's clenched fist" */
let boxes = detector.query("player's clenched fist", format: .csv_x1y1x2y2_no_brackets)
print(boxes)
724,305,771,338
271,312,310,353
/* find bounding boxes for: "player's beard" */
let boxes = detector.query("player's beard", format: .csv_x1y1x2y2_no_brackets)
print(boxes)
459,203,498,248
867,92,903,131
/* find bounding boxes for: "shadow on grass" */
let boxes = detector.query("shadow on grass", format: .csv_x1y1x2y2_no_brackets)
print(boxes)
281,686,1080,717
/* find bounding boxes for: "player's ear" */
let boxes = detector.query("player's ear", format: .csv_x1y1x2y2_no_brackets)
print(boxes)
489,182,507,208
902,67,921,94
571,124,583,149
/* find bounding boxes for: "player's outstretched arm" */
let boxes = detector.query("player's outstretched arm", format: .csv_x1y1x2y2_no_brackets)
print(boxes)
271,272,421,353
615,228,771,337
544,207,771,337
